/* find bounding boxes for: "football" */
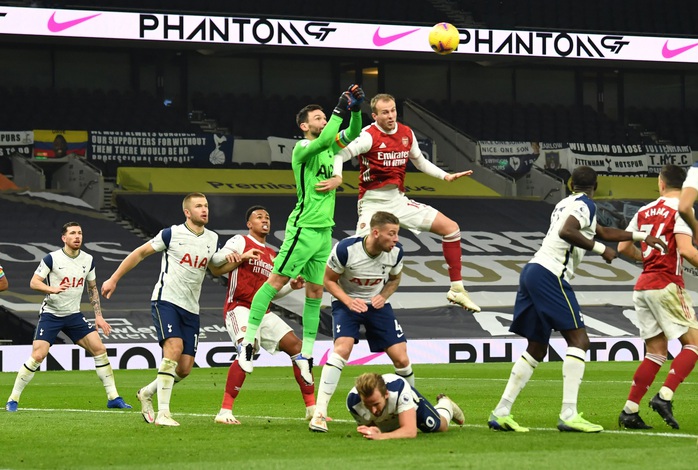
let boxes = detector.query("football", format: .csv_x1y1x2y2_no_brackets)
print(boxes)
428,22,460,55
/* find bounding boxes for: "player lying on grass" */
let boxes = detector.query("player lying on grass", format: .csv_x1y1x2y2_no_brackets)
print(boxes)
346,372,464,440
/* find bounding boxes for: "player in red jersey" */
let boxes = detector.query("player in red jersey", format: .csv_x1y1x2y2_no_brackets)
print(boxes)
332,93,480,312
209,206,315,424
617,165,698,430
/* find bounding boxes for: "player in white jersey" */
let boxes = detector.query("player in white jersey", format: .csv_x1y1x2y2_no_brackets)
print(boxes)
0,264,7,291
6,222,131,412
310,211,411,432
346,373,464,440
488,166,667,434
678,162,698,245
332,93,480,312
102,193,226,426
617,165,698,430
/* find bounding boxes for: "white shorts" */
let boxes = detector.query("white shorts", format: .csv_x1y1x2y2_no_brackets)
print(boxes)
356,187,438,236
682,166,698,191
225,306,293,355
633,283,698,340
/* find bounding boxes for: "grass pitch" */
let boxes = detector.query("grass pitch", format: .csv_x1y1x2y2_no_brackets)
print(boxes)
1,362,696,469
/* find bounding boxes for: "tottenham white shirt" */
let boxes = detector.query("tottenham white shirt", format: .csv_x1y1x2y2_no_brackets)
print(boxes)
35,249,96,317
150,224,219,314
530,192,597,281
326,236,403,302
346,374,418,432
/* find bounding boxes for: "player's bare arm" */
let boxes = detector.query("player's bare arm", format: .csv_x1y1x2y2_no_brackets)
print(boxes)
676,232,698,267
101,241,157,299
209,248,262,277
558,216,617,263
595,224,667,253
678,186,698,244
372,273,401,309
323,266,368,313
88,279,112,336
29,273,68,295
444,170,474,182
359,408,418,440
617,239,643,262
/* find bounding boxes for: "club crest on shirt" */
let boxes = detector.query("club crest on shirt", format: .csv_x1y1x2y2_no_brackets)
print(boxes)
401,137,409,147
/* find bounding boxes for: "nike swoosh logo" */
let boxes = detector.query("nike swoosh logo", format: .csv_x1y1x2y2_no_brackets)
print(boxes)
47,12,101,33
372,27,420,47
661,40,698,59
348,352,385,365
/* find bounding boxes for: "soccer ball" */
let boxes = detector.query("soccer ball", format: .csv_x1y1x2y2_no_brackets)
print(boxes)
428,23,460,55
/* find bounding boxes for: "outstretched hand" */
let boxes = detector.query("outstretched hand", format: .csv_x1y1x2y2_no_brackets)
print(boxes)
316,175,342,192
444,170,474,182
347,84,365,111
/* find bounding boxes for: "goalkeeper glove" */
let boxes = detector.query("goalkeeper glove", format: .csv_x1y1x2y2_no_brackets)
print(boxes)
347,85,365,112
333,91,351,118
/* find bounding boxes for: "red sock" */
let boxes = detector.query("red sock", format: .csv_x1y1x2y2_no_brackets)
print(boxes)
663,347,698,392
221,360,247,409
627,357,662,404
442,238,462,282
293,363,315,406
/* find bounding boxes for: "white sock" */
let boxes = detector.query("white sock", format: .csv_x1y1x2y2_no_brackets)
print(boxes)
624,400,640,414
144,368,183,398
494,352,538,417
94,353,119,400
143,379,157,398
561,347,586,420
450,281,464,291
156,358,178,414
8,358,41,402
315,353,346,415
659,386,674,401
394,363,414,387
435,397,453,427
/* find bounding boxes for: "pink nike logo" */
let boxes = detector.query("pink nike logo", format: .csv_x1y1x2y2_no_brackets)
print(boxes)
348,352,384,365
372,27,419,47
662,40,698,59
316,349,385,366
47,12,101,33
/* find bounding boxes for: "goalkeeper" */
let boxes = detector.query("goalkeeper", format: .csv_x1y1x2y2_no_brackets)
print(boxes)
236,85,365,383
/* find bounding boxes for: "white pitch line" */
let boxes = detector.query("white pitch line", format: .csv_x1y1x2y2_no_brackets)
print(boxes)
13,408,698,440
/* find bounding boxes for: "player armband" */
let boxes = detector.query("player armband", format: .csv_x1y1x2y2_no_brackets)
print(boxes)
335,130,351,149
591,241,606,254
632,231,648,242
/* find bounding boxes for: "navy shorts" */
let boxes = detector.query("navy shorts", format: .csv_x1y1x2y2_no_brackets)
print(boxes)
151,300,200,356
510,263,584,344
331,300,406,352
34,312,95,345
413,387,442,433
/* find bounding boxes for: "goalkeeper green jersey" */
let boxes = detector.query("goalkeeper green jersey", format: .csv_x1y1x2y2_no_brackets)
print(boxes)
288,111,361,228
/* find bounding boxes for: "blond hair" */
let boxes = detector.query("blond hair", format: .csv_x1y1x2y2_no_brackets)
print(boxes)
370,93,396,114
355,372,387,398
182,192,206,210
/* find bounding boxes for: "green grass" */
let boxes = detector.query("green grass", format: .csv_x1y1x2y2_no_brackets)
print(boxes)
1,362,697,469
